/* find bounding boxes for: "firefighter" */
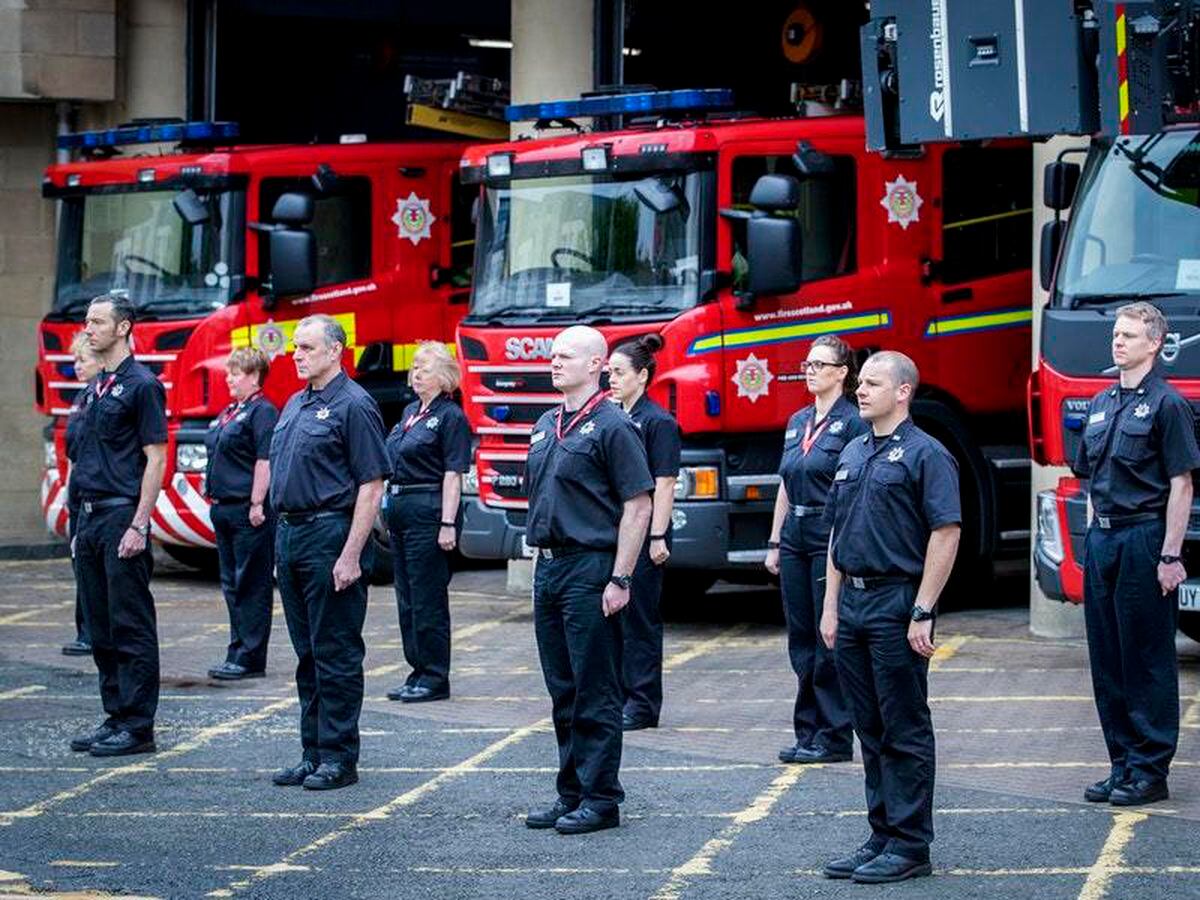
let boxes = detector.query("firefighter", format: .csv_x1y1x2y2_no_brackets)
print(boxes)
1072,302,1199,807
383,341,470,704
62,331,101,657
607,334,681,731
820,350,960,884
204,348,278,681
269,314,388,791
523,326,653,835
67,294,167,757
765,335,866,764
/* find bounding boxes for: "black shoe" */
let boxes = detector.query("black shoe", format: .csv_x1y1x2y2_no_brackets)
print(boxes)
210,663,265,681
208,662,236,678
69,724,116,752
823,844,883,879
778,742,805,763
554,806,619,835
1084,773,1128,803
386,684,412,701
785,744,852,765
525,797,580,829
622,713,658,731
302,762,358,790
851,853,932,884
88,730,156,757
1110,778,1168,806
272,759,318,786
61,639,92,657
400,684,449,704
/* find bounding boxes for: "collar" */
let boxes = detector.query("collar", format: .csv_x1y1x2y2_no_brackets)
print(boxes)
1109,370,1161,399
629,392,652,417
861,416,913,450
102,354,135,381
305,370,348,404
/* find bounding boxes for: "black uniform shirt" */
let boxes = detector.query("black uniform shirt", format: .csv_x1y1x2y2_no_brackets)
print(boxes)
71,355,167,501
827,418,961,579
205,394,279,501
1073,372,1200,517
269,371,389,513
628,394,681,479
386,393,471,485
779,394,869,554
65,378,96,513
524,393,654,550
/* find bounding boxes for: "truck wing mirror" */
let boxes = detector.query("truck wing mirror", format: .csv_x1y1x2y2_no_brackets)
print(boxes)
792,140,835,177
1040,220,1065,292
173,189,210,225
268,230,316,299
1043,161,1080,211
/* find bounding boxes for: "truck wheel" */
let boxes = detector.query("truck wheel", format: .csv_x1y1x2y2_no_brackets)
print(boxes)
1178,612,1200,644
662,571,717,602
161,543,219,574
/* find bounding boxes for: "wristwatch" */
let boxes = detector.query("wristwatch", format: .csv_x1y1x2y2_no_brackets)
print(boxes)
130,523,150,538
910,604,935,622
609,574,632,590
1160,554,1182,565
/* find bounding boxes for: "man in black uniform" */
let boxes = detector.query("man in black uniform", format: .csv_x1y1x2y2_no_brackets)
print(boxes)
269,314,388,791
523,325,653,835
1072,302,1199,806
68,293,167,757
820,350,960,884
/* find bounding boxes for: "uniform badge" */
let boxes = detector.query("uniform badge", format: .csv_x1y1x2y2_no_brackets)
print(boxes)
1088,411,1106,425
315,407,331,420
1133,403,1151,419
830,420,844,434
426,416,439,430
732,353,774,403
391,192,436,245
530,430,546,445
887,446,904,463
110,384,124,398
580,421,596,435
881,175,923,230
235,412,248,423
785,428,798,440
834,469,849,482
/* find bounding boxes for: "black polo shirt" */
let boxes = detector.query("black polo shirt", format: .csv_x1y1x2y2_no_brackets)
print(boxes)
269,371,389,514
386,393,471,485
628,394,681,480
205,394,279,501
65,379,96,513
827,418,961,579
1073,371,1200,517
779,394,870,555
71,355,167,501
524,393,654,550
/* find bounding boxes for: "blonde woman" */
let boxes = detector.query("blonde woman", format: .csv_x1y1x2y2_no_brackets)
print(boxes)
62,332,102,656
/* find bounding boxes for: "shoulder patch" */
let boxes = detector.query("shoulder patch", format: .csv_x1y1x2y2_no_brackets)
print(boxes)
530,430,546,445
785,428,798,440
1089,411,1106,425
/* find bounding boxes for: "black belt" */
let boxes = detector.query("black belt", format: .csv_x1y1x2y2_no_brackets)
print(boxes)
791,503,825,518
536,544,595,561
79,497,135,514
210,497,250,506
278,509,350,525
389,482,440,495
844,574,914,590
1093,511,1161,530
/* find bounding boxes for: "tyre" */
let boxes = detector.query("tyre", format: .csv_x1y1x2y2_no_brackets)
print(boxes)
161,543,219,574
1178,611,1200,644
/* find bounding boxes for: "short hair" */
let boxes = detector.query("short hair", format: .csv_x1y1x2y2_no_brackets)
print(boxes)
865,350,920,392
1115,302,1168,343
296,314,346,350
227,347,271,386
89,292,136,335
69,330,93,359
410,341,461,394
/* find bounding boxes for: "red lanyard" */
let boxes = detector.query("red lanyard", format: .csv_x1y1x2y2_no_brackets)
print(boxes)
95,373,117,400
218,391,261,428
556,390,609,441
801,416,830,456
404,401,437,431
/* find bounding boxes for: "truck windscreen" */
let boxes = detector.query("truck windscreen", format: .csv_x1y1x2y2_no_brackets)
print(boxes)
52,187,243,319
469,171,708,321
1057,131,1200,308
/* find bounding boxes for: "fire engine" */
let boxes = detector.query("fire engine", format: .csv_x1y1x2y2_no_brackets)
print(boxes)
860,0,1200,640
455,86,1035,590
37,119,477,573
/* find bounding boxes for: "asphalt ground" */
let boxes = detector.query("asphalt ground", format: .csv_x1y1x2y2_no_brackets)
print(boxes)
0,556,1198,899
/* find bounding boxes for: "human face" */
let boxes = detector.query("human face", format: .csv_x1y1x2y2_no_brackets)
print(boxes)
803,345,847,398
1112,315,1160,372
83,302,127,355
225,364,260,402
73,348,101,382
292,322,341,385
410,351,442,402
549,335,596,394
606,351,646,404
856,359,905,422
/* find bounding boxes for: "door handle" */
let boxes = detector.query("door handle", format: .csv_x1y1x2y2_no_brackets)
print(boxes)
942,287,973,304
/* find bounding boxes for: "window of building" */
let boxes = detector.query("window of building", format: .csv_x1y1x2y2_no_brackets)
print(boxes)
259,176,372,287
941,147,1032,284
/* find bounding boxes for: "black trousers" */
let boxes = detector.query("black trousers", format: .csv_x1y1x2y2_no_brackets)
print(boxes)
276,514,371,766
387,491,452,690
835,580,934,861
780,547,852,753
622,538,665,722
211,502,275,671
1083,520,1179,782
74,503,159,737
534,547,624,813
68,505,90,644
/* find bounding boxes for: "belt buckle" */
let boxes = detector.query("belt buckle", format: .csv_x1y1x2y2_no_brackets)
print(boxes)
538,548,553,561
83,501,93,514
849,575,865,589
793,506,803,518
1097,515,1111,529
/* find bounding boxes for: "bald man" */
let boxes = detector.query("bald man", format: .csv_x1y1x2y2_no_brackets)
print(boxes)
522,326,653,835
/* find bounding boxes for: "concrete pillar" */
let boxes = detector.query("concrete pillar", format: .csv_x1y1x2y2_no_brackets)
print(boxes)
511,0,594,136
1029,136,1089,639
119,0,186,122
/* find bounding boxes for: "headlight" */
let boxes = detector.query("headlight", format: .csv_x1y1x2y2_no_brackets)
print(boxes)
44,440,57,470
176,442,208,473
462,463,479,496
675,466,719,501
1036,491,1064,565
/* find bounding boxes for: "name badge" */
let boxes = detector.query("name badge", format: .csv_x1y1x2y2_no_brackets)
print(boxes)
785,428,798,440
530,431,546,445
1088,411,1106,425
834,469,849,482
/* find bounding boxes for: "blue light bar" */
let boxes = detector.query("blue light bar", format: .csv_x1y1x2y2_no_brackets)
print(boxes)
506,88,734,123
58,120,239,151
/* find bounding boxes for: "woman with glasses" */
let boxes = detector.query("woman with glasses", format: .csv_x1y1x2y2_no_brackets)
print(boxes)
765,335,867,765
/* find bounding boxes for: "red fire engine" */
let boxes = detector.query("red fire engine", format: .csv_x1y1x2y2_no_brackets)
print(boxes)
455,87,1034,587
36,120,475,571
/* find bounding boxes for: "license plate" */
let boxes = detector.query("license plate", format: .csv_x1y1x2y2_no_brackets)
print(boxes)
1179,581,1200,611
519,534,534,560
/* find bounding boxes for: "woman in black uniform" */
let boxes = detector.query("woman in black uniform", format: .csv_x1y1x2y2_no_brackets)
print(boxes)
607,334,681,731
205,348,279,681
385,342,471,704
765,335,867,764
62,332,101,656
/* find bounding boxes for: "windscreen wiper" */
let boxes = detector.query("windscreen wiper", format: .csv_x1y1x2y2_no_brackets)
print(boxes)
1068,291,1193,308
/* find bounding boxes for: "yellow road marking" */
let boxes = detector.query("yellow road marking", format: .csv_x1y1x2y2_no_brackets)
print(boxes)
0,686,45,701
929,634,970,670
649,766,806,900
0,602,73,625
364,607,528,678
662,624,750,672
1180,688,1200,729
49,861,120,868
1078,811,1147,900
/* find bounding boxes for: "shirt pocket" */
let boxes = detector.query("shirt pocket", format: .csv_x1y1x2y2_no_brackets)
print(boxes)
1114,416,1153,462
559,436,601,484
298,421,334,452
96,396,131,440
867,462,907,514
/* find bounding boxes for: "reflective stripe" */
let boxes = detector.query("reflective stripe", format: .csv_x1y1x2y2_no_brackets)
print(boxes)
688,310,892,355
924,307,1032,338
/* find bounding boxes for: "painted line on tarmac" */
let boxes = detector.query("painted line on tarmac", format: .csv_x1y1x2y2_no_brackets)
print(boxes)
1181,688,1200,729
0,601,73,625
948,761,1200,770
648,766,807,900
662,624,750,672
0,686,45,701
364,607,529,679
788,864,1200,878
49,860,121,868
1078,810,1148,900
929,634,971,670
208,717,551,897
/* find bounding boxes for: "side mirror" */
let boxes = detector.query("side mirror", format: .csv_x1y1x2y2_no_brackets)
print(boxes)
268,230,316,298
173,189,210,225
792,140,836,177
747,216,803,296
1039,220,1064,291
1043,161,1080,211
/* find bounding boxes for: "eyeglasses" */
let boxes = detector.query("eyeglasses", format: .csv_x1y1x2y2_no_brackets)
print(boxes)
799,359,845,374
